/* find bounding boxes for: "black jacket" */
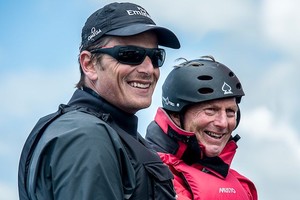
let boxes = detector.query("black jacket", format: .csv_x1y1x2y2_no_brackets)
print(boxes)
18,88,176,200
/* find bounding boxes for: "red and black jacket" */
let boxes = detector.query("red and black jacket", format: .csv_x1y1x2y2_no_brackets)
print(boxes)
146,108,258,200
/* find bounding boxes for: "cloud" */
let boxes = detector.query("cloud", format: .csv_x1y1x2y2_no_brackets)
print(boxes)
0,66,78,119
236,49,300,199
261,0,300,56
237,106,300,199
240,106,300,156
0,182,18,200
245,59,300,127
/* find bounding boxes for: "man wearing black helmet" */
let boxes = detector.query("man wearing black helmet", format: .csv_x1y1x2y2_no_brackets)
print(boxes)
18,2,180,200
146,56,258,200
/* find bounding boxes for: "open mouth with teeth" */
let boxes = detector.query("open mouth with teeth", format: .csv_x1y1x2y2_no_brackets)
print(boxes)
129,82,150,89
204,131,226,139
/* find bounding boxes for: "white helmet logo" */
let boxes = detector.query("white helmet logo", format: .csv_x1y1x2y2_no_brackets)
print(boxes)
222,82,233,95
162,96,180,107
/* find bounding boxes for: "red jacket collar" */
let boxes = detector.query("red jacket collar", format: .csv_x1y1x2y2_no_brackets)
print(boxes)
155,108,194,137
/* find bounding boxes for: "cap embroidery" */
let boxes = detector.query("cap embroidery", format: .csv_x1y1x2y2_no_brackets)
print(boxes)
222,82,233,95
88,27,102,41
126,6,151,19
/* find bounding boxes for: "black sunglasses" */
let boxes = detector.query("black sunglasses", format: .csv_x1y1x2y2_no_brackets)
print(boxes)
90,45,166,68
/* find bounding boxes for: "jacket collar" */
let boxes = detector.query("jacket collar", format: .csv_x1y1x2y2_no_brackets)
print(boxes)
68,88,138,138
155,108,194,137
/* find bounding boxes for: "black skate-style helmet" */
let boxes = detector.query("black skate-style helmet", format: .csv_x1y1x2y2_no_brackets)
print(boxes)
162,56,245,112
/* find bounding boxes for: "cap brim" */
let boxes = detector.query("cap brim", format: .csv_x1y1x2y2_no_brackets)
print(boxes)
106,24,180,49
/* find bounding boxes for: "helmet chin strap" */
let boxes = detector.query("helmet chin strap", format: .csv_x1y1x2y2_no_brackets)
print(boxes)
179,113,185,130
168,110,186,130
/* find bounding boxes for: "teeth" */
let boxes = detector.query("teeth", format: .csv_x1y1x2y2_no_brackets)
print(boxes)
130,82,150,89
206,131,223,139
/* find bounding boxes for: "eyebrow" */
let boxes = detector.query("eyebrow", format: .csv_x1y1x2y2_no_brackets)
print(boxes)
204,102,238,110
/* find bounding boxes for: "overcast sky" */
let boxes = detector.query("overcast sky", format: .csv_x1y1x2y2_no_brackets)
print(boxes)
1,0,300,199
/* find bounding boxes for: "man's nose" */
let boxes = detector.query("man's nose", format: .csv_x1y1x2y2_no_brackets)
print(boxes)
213,111,228,129
136,56,155,73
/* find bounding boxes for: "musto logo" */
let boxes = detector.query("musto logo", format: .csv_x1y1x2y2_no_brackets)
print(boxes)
219,187,236,194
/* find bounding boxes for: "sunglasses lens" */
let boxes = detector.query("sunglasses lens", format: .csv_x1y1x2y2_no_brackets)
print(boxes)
152,49,165,67
118,47,145,65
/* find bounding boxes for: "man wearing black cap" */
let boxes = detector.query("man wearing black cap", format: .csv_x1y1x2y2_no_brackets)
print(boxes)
18,2,180,200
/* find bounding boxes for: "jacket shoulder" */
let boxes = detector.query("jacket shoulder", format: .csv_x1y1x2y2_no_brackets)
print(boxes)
230,169,258,200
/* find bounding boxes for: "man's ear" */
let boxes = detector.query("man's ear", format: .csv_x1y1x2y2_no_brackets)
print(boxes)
79,51,98,80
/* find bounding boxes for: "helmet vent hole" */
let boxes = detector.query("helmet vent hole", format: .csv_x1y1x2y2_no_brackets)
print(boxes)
236,83,242,89
198,87,214,94
187,61,204,67
198,75,213,80
229,71,235,77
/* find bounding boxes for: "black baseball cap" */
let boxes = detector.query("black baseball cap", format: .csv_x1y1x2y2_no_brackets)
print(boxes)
80,2,180,51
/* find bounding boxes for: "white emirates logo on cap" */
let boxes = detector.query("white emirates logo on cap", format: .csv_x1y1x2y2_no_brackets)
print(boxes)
126,7,151,19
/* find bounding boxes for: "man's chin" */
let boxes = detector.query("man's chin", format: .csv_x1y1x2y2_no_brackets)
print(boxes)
204,147,222,157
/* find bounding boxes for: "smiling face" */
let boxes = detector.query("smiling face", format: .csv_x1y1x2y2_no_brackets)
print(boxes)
182,98,238,157
80,32,160,114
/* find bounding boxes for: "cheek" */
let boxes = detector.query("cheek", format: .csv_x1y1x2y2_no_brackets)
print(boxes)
184,118,203,133
229,118,237,130
153,68,160,82
187,112,209,127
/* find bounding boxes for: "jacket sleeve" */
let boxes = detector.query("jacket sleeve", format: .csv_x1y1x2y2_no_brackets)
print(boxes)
35,111,127,200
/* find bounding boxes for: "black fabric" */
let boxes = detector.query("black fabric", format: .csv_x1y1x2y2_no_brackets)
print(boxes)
167,125,194,143
196,156,229,178
181,136,202,164
73,87,138,138
18,89,176,200
108,120,176,199
146,121,180,155
18,104,77,200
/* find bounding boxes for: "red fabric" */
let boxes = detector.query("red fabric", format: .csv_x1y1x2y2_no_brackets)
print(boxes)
159,153,257,200
154,108,194,137
230,169,258,200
